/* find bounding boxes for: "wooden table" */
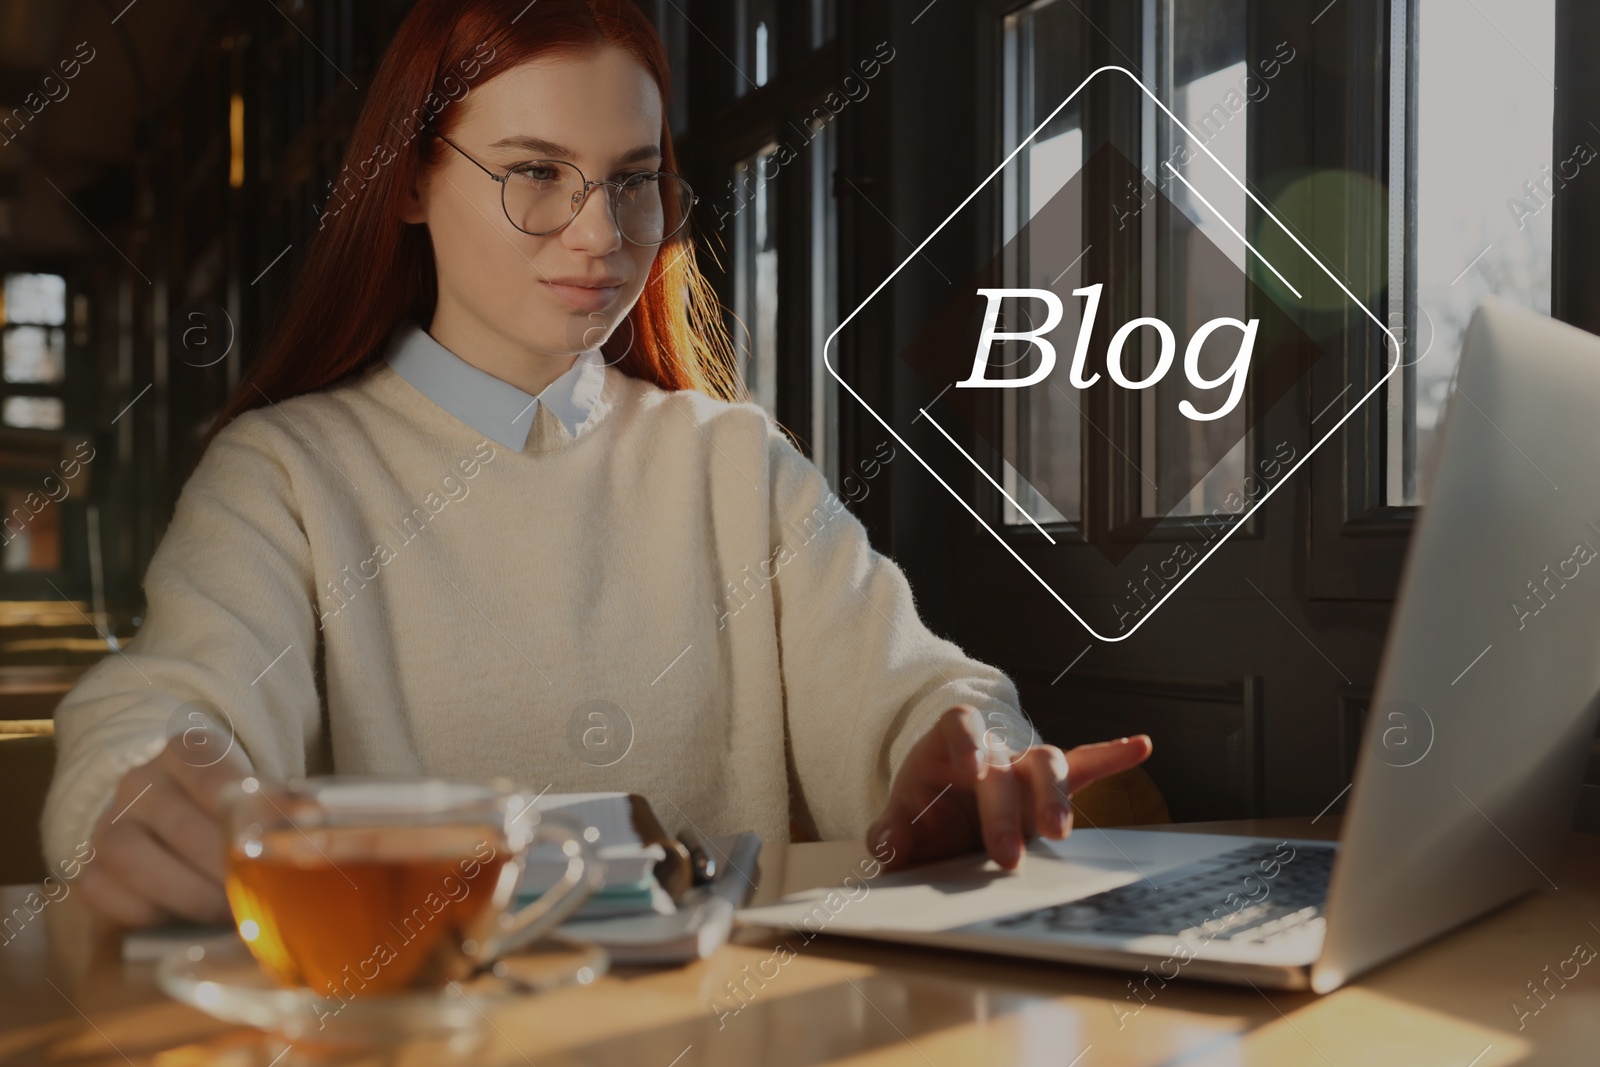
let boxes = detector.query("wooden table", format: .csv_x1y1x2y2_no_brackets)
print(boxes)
3,818,1597,1065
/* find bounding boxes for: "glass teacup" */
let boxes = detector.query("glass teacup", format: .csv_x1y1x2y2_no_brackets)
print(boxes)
219,776,599,998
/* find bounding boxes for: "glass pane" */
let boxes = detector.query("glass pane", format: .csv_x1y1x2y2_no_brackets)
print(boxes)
2,396,64,429
735,0,779,96
651,0,690,135
1003,116,1083,526
1390,0,1555,504
810,118,841,489
2,273,67,326
1,488,62,572
1002,0,1084,526
1143,0,1249,518
732,143,780,417
809,0,836,50
3,327,66,383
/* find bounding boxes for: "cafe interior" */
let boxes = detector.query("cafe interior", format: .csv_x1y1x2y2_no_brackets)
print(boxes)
3,0,1600,1063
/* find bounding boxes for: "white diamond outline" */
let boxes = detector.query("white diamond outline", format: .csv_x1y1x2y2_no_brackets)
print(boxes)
821,65,1401,643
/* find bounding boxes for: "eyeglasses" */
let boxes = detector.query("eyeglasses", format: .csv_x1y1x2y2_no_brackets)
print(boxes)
435,131,698,246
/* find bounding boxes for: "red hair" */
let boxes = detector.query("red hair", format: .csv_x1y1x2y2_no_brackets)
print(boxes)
202,0,740,451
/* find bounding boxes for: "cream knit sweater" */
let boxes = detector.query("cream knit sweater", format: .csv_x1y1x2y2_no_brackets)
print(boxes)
40,356,1023,869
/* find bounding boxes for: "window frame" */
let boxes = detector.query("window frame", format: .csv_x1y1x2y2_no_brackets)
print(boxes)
1551,3,1600,335
980,0,1275,557
1268,0,1414,600
0,262,95,599
949,0,1419,609
1,269,73,431
836,0,1599,828
668,0,847,485
1308,0,1581,599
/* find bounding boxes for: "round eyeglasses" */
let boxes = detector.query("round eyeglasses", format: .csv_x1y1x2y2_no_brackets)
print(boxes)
435,131,698,246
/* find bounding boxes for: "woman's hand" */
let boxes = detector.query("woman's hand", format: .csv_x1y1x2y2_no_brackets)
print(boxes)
76,736,250,928
865,705,1153,872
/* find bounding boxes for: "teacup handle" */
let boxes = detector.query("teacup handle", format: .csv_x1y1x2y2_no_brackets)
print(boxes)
475,815,604,965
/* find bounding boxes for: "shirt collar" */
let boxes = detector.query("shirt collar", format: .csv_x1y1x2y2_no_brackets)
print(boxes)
382,323,606,452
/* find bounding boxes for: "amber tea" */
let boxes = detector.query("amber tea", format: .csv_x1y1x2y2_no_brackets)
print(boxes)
225,822,513,997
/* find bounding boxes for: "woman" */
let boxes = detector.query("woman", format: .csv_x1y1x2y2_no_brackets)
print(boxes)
41,0,1151,928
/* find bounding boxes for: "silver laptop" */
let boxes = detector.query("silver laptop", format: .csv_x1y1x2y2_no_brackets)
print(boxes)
739,297,1600,992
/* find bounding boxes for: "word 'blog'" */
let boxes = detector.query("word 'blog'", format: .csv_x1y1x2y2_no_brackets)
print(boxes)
956,284,1257,422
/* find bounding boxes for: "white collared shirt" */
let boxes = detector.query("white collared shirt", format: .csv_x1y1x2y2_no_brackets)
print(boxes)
382,322,607,452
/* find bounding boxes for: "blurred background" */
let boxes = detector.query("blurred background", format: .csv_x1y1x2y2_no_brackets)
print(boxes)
1,0,1597,883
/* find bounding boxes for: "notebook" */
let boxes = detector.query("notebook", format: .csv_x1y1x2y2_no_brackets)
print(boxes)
504,793,767,962
517,791,675,918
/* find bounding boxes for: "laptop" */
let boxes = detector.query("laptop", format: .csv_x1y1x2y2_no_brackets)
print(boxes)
738,297,1600,992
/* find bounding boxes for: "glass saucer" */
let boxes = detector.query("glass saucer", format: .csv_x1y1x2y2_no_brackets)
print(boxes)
156,933,608,1045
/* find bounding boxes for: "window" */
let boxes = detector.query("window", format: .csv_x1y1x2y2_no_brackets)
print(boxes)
683,0,843,480
1148,0,1250,518
1,397,64,430
731,143,780,416
0,271,77,576
1000,0,1084,526
809,0,836,50
1388,0,1556,504
651,0,690,136
1,273,68,430
734,0,779,96
1,485,62,572
809,116,841,488
1000,0,1251,527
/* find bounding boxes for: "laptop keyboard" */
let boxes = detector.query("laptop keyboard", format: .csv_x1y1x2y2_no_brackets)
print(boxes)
986,841,1335,944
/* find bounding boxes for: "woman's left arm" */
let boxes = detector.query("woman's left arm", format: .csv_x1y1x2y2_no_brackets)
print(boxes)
763,427,1151,871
